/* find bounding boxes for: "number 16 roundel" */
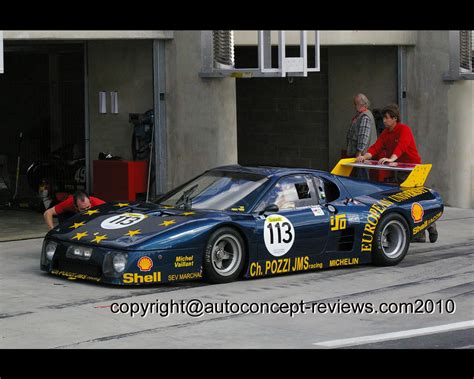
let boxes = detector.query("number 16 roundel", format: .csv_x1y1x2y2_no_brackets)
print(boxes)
264,214,295,257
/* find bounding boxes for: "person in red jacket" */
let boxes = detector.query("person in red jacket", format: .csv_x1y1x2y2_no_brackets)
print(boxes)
356,104,437,243
356,104,421,166
43,190,105,230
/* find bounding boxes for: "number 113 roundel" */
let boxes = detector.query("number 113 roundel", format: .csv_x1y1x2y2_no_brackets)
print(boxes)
101,213,147,229
264,215,295,257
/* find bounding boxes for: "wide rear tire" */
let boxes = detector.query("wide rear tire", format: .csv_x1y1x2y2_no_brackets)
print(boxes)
372,213,410,266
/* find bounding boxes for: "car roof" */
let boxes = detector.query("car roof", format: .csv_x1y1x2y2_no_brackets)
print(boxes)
211,164,328,179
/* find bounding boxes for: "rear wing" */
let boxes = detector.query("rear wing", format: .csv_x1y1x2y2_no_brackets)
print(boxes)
331,158,432,188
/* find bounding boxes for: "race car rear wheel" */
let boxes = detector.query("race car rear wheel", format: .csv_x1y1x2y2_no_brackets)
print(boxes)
203,227,245,283
372,213,410,266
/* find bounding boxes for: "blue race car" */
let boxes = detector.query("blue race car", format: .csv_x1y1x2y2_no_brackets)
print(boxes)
40,159,443,285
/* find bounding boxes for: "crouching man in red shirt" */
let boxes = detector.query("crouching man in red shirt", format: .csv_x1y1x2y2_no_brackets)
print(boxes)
356,104,437,243
43,190,105,230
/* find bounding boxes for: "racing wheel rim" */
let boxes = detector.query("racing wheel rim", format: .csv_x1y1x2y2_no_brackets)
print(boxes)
381,220,407,259
211,234,242,277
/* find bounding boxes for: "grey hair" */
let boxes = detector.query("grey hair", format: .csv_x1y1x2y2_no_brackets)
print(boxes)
354,93,370,108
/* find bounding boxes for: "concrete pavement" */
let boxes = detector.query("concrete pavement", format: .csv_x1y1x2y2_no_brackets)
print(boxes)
0,209,47,242
0,207,473,348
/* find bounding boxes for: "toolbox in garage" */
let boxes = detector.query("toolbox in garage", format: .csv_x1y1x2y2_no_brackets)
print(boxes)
93,160,148,201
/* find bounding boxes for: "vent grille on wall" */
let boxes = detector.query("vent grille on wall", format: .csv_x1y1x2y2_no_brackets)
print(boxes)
213,31,235,69
459,30,472,72
444,30,474,80
0,30,3,74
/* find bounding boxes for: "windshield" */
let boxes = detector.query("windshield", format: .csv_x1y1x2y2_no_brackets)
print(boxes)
157,170,269,211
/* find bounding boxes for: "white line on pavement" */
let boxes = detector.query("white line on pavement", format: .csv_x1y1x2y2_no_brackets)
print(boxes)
313,320,474,348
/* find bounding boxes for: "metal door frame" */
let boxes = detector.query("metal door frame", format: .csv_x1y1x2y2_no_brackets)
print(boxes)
153,39,167,197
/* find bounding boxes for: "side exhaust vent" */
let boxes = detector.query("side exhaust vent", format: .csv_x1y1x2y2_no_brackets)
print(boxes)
337,228,355,251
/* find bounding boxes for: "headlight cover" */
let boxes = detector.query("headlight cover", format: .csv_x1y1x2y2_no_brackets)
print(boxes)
66,245,93,261
113,253,127,273
45,241,57,261
41,240,58,265
103,251,128,277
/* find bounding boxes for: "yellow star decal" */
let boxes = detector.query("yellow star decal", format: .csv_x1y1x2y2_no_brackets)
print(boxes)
84,209,100,216
181,212,195,216
114,203,130,208
72,231,88,241
124,229,141,237
91,234,108,244
69,221,85,229
160,220,176,227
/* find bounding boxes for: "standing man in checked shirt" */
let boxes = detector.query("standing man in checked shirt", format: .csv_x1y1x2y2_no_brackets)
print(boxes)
346,93,378,179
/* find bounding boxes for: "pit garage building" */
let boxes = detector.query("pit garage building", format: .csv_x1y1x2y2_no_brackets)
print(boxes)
0,30,472,210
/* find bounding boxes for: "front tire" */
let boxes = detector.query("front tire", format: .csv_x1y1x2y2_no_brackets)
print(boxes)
372,213,410,266
203,227,245,284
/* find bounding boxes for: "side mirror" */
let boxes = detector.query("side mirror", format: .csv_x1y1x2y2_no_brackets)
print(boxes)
259,204,279,215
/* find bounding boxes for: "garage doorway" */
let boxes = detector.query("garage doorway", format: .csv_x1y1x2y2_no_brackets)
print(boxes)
0,42,86,212
236,46,329,171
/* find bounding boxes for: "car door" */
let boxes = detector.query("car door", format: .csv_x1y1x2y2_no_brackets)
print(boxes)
254,174,330,261
314,174,366,253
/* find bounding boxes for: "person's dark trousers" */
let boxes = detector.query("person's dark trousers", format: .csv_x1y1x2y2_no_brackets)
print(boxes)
427,223,438,242
353,167,369,180
57,211,76,225
412,230,426,242
394,171,410,183
412,223,438,243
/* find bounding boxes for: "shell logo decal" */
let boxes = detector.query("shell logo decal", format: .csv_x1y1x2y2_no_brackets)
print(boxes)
137,256,153,272
411,202,424,223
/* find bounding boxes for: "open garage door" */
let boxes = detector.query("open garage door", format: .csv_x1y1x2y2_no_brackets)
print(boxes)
0,42,85,211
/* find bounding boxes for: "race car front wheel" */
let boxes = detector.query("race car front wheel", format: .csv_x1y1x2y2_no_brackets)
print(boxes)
203,227,245,284
372,213,410,266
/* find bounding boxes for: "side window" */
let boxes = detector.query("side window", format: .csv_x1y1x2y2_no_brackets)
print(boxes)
313,176,327,203
256,175,318,212
313,175,340,203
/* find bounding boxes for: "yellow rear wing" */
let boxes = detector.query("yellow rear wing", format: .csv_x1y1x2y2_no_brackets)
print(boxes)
330,158,432,188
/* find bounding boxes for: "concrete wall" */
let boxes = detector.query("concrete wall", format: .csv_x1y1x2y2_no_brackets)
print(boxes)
4,30,414,45
406,32,451,204
234,31,417,46
164,31,238,190
328,46,398,170
406,30,474,208
446,81,473,208
4,31,173,40
88,40,154,189
236,47,329,170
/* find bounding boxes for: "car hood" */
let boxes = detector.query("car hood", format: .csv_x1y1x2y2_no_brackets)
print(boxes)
46,201,221,249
